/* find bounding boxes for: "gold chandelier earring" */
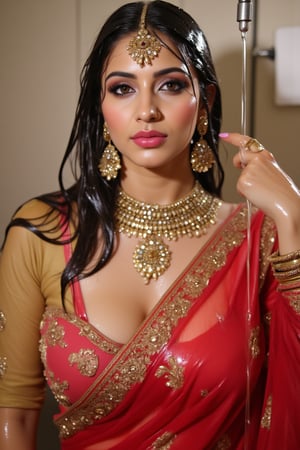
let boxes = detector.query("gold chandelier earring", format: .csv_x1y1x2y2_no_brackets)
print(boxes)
98,122,121,180
190,115,215,173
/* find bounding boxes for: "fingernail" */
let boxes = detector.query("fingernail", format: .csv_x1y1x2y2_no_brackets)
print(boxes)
219,133,229,138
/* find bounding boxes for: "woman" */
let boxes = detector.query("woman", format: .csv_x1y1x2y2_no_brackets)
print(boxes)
0,1,299,449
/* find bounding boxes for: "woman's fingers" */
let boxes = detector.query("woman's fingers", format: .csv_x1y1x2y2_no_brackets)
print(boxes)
219,132,274,168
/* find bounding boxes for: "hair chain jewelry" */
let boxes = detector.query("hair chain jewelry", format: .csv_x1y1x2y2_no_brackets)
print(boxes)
115,182,222,283
127,4,161,67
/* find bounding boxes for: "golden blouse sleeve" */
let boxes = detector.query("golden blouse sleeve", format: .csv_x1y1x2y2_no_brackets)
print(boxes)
0,225,46,408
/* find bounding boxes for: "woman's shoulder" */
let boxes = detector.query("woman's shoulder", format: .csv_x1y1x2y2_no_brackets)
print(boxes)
217,201,239,221
7,194,75,243
13,197,55,220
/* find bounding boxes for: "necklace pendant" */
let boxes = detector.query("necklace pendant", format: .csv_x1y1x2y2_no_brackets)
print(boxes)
116,182,221,284
133,235,171,284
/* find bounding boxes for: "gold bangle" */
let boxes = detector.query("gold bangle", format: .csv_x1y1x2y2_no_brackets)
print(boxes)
268,249,300,264
273,266,300,280
277,276,300,285
274,258,300,272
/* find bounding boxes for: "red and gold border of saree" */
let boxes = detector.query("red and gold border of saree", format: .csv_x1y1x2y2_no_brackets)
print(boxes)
55,206,276,440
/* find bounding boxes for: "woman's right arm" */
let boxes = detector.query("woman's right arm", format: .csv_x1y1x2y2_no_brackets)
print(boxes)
0,408,40,450
0,209,50,448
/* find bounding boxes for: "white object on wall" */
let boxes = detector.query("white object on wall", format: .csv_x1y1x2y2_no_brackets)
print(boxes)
275,26,300,106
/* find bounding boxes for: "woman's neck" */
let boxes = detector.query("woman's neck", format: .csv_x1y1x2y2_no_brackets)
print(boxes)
120,171,196,205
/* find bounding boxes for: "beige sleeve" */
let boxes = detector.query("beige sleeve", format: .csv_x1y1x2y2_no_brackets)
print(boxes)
0,220,47,408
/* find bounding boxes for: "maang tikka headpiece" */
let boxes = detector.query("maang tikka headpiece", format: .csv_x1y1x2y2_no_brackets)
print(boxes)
127,3,161,67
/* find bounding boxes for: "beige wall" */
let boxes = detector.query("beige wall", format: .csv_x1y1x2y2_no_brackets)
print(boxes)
1,0,300,242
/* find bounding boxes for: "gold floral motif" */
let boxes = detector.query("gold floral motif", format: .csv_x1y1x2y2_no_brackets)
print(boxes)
55,207,250,439
155,356,184,389
44,318,67,348
261,395,272,429
249,326,260,358
56,294,191,438
68,349,98,377
0,311,6,331
213,434,231,449
41,308,120,354
47,370,71,406
151,431,176,449
0,356,8,378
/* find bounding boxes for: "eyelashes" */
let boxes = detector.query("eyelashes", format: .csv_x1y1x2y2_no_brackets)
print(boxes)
108,83,134,96
160,79,189,92
107,78,190,97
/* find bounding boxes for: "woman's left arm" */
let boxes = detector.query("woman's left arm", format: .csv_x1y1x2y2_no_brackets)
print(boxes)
220,133,300,447
220,132,300,254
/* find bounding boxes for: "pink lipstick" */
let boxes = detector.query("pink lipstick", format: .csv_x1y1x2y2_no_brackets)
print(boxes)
131,130,167,148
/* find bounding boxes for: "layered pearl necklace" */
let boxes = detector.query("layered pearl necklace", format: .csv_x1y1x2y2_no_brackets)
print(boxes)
115,182,222,284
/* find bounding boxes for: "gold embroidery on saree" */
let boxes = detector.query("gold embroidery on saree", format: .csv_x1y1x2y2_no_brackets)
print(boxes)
0,311,6,331
249,325,260,358
56,207,250,438
259,215,276,288
143,294,191,353
151,431,176,449
41,308,120,355
47,370,71,406
79,322,120,354
260,395,272,429
44,318,67,348
155,355,184,389
285,291,300,314
185,210,247,298
0,356,7,378
39,336,47,368
68,349,98,377
57,294,192,438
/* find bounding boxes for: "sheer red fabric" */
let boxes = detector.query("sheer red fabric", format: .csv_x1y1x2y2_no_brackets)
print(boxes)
39,206,300,449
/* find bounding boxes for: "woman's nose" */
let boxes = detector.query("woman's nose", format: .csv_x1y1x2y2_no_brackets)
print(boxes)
136,97,162,122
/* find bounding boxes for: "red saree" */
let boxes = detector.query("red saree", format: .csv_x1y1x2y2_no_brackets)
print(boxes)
39,205,300,449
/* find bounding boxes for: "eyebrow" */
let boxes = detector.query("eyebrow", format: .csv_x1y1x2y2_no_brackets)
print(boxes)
104,67,189,82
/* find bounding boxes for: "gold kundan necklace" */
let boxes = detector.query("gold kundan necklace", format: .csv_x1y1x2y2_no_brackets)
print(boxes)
115,182,222,284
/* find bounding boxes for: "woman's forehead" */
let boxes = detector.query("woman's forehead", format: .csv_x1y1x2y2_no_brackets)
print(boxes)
102,34,194,79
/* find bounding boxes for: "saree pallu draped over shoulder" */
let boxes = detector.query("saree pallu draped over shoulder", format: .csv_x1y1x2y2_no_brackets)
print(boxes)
39,205,300,449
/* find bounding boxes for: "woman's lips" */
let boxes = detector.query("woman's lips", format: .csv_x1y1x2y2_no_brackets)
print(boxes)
131,131,167,148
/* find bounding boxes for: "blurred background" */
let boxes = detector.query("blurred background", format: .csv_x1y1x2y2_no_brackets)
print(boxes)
1,1,299,448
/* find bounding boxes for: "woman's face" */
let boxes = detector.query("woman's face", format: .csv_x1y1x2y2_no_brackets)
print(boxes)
101,34,201,176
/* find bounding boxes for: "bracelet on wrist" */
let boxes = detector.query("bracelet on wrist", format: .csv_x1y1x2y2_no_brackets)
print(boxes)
272,266,300,280
268,249,300,264
269,249,300,284
273,257,300,272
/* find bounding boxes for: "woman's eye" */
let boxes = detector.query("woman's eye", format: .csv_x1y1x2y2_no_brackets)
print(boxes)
160,79,187,92
109,84,134,96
